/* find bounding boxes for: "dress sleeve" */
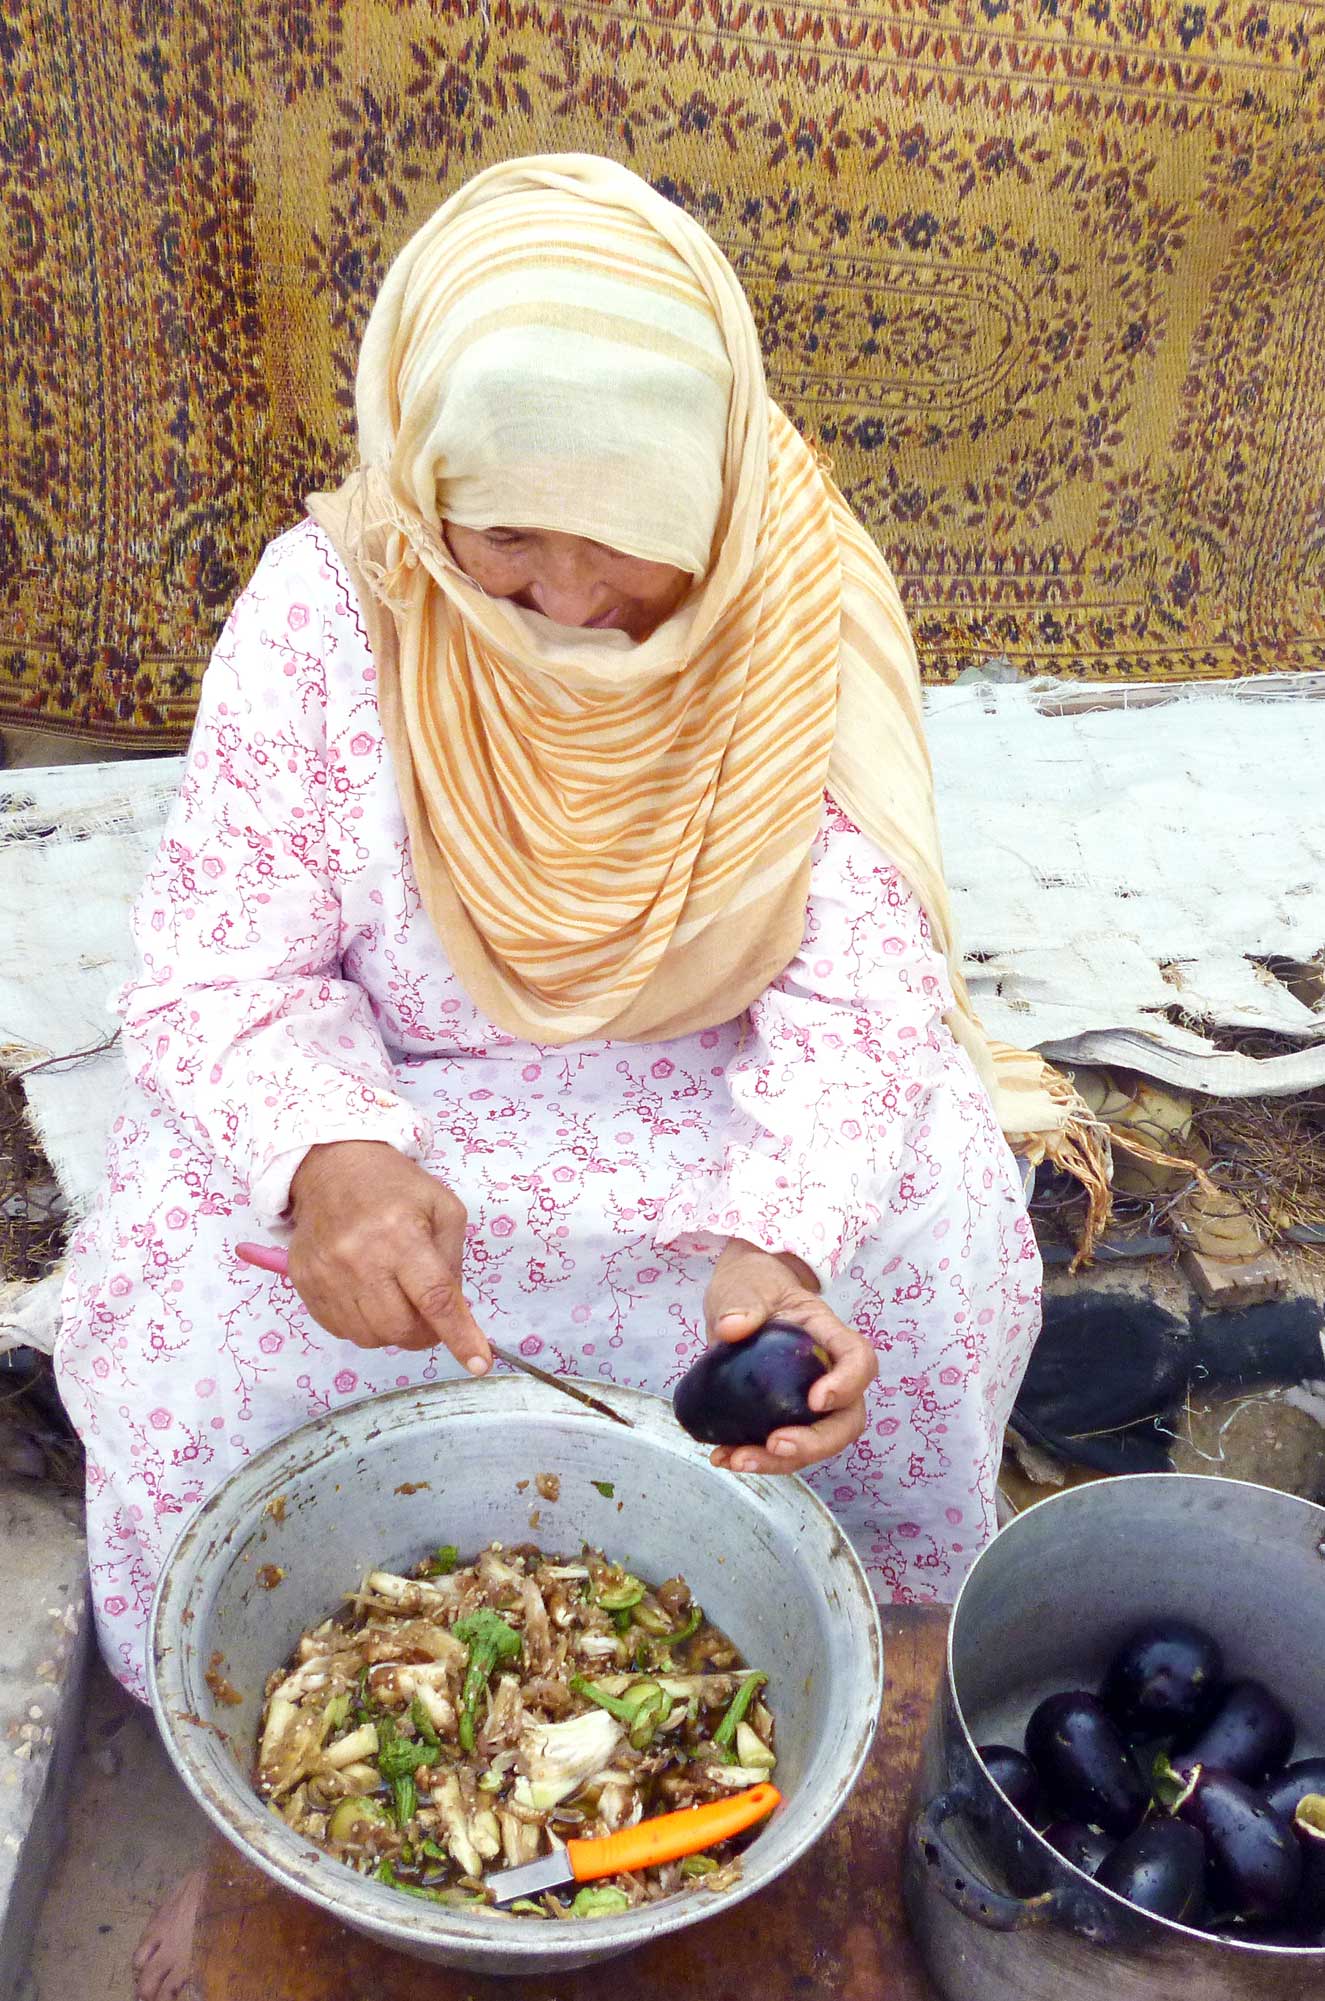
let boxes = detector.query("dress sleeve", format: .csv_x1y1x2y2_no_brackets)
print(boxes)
654,797,970,1282
116,526,432,1228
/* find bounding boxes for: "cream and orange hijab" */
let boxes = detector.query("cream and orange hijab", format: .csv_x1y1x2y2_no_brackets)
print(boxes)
308,154,1109,1240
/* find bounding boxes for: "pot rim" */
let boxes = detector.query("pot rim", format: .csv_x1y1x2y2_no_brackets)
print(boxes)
148,1374,884,1964
947,1472,1325,1955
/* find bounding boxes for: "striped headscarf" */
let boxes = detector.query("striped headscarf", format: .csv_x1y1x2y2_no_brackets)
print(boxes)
309,154,1108,1239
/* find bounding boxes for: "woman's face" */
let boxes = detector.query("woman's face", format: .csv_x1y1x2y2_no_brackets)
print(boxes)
443,523,692,642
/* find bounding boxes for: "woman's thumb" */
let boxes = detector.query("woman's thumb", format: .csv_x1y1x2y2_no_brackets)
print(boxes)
706,1256,780,1344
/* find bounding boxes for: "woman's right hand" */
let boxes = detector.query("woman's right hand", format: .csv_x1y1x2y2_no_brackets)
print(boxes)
286,1141,491,1372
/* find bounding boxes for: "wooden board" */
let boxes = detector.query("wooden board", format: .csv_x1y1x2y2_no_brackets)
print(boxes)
194,1604,947,2000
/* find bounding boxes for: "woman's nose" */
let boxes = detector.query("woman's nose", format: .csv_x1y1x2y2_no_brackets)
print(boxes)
527,568,609,628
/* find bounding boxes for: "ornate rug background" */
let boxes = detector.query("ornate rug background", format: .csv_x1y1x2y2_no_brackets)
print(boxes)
4,0,1325,740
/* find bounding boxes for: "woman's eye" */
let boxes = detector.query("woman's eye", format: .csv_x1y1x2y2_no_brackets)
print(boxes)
483,530,526,551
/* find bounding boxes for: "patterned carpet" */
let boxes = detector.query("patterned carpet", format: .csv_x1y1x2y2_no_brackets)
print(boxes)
3,0,1325,739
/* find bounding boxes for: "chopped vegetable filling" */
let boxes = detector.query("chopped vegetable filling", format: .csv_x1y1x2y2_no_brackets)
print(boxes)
254,1541,774,1917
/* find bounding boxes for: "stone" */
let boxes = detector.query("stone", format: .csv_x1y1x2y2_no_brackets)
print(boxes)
0,1478,88,2000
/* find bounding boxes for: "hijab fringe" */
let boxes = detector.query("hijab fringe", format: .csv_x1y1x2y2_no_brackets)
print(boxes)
1006,1062,1111,1268
1010,1064,1222,1267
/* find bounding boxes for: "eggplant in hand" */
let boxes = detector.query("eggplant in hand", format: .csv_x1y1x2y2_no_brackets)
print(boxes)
1263,1760,1325,1824
1025,1692,1148,1838
1101,1619,1223,1737
977,1745,1045,1822
1174,1766,1302,1922
1177,1679,1295,1787
1044,1820,1113,1876
1096,1819,1207,1922
672,1321,829,1447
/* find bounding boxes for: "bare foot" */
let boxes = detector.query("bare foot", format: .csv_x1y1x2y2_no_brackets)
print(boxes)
133,1867,203,2001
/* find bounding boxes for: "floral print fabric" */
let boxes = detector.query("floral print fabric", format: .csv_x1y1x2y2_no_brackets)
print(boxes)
57,520,1041,1699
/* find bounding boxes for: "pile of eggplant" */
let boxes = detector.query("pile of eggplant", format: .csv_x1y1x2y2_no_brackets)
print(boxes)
978,1618,1325,1943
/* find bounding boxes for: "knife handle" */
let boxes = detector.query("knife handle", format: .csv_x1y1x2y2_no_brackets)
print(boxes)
237,1241,290,1277
565,1783,780,1882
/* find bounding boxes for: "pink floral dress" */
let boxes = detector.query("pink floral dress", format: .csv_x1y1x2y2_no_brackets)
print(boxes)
56,520,1041,1700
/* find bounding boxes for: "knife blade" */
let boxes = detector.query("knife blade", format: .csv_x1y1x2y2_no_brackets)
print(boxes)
485,1782,781,1904
234,1241,634,1427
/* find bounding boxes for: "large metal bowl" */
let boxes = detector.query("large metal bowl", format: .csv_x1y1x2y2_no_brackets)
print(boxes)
148,1376,883,1975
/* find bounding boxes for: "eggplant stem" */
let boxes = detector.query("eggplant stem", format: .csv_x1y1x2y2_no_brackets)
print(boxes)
1151,1751,1199,1814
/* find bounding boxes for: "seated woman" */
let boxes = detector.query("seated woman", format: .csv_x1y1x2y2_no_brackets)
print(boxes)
67,151,1099,1999
58,148,1091,1877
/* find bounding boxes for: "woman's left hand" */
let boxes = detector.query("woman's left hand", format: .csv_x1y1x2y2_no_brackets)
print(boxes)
701,1237,877,1475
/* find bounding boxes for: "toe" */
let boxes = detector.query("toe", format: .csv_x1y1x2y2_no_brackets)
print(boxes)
136,1936,170,2001
134,1868,203,2001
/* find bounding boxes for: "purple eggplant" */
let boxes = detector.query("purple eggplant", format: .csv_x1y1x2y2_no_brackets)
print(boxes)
1096,1819,1207,1922
1293,1852,1325,1928
1100,1618,1223,1736
977,1744,1045,1821
1025,1692,1148,1838
1044,1819,1114,1876
672,1321,828,1446
1177,1679,1295,1786
1175,1766,1302,1921
1214,1919,1325,1946
1263,1760,1325,1825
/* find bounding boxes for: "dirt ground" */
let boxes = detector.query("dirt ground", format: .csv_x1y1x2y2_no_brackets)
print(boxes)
17,1653,209,2001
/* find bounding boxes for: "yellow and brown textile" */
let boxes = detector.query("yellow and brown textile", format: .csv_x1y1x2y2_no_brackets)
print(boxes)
4,0,1325,740
308,155,1108,1200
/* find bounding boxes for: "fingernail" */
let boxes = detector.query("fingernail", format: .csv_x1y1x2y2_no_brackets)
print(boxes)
466,1355,490,1376
717,1309,754,1326
732,1454,757,1473
773,1439,799,1457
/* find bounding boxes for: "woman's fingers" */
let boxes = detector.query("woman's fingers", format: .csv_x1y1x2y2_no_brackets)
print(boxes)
708,1303,766,1342
296,1254,489,1367
394,1245,491,1372
701,1238,877,1478
350,1279,437,1354
796,1304,877,1415
289,1257,402,1350
713,1395,870,1476
704,1259,790,1341
284,1144,490,1365
730,1286,877,1418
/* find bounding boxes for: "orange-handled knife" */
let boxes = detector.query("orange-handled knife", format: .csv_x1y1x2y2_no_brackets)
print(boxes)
486,1783,781,1905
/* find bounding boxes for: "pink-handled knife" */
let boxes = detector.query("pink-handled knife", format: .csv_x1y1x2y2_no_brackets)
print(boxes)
235,1241,633,1428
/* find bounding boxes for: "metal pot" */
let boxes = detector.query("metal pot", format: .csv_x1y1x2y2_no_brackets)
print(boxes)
149,1375,882,1976
904,1473,1325,2001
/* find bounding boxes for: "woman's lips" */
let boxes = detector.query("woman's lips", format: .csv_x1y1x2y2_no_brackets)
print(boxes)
508,594,631,633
